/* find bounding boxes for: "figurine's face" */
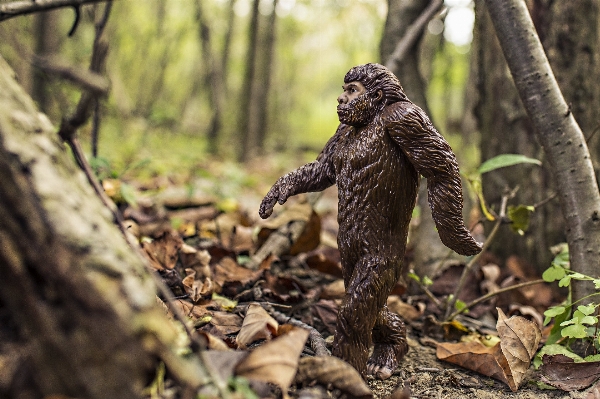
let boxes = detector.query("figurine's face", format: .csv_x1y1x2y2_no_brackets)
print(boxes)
337,81,381,127
338,81,367,105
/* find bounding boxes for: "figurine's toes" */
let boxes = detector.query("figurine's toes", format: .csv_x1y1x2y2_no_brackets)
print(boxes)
367,344,399,380
367,362,393,380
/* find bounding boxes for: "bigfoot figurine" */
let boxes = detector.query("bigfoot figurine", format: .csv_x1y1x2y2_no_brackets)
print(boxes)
259,63,481,379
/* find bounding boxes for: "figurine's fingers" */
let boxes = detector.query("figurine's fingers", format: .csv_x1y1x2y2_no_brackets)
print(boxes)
259,197,275,219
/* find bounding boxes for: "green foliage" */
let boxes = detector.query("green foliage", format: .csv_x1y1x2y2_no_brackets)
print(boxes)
540,245,600,360
507,204,535,235
477,154,542,174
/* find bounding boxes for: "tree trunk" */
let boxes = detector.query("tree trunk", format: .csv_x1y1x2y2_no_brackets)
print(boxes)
195,0,226,154
483,0,600,301
255,0,278,152
238,0,260,162
0,55,207,398
32,10,59,113
380,0,453,278
473,0,600,274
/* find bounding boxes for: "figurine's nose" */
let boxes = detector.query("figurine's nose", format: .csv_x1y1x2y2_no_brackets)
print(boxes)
337,94,346,105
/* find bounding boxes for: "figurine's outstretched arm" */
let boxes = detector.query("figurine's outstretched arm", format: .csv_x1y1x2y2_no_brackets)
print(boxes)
259,126,344,219
387,105,482,256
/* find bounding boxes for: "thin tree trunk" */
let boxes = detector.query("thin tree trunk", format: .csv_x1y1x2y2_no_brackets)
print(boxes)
238,0,260,162
0,55,208,398
32,10,59,113
255,0,278,152
195,0,226,154
483,0,600,301
381,0,452,278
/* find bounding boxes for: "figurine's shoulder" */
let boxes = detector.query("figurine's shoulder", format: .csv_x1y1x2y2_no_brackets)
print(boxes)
382,100,423,121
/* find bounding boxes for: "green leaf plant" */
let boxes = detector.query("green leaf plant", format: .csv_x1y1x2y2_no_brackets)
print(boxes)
538,245,600,363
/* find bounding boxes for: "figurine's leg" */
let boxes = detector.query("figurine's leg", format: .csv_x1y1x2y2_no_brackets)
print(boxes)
367,305,408,380
332,255,398,378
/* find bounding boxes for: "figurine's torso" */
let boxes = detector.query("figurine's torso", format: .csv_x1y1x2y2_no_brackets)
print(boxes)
332,102,419,260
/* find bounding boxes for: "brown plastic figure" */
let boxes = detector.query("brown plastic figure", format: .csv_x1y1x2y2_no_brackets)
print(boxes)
259,63,481,379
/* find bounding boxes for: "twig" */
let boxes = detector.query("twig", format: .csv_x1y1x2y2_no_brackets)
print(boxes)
446,278,546,321
0,0,110,22
444,188,517,320
384,0,444,70
262,303,331,356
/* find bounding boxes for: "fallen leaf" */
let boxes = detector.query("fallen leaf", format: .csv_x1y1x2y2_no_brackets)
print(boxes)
295,356,372,398
540,354,600,391
387,295,423,322
496,308,541,389
437,341,515,390
214,257,264,297
142,230,183,270
208,311,243,335
311,300,339,335
236,303,279,349
235,327,309,393
179,244,211,278
202,350,249,385
199,331,232,351
305,247,342,278
320,279,345,300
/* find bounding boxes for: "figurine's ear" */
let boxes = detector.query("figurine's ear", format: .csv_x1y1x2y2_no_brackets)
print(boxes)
374,89,384,104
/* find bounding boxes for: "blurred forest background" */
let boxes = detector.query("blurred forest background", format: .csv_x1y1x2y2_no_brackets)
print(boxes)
1,0,599,275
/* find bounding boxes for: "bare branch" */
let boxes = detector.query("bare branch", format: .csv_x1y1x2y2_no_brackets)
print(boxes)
0,0,111,22
385,0,444,70
32,55,109,95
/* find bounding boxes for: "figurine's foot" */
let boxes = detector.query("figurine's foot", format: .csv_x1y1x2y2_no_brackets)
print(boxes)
367,343,406,380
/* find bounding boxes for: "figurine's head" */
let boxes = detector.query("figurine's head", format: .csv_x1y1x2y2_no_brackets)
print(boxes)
337,63,407,126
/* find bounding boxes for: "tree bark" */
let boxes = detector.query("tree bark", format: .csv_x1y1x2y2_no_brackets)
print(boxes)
195,0,226,154
483,0,600,301
0,55,207,398
380,0,454,277
473,0,600,274
238,0,260,162
255,0,278,152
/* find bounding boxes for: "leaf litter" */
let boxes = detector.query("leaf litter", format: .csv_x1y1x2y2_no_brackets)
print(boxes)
105,175,594,399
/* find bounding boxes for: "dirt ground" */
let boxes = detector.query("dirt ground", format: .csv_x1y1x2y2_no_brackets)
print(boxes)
366,338,588,399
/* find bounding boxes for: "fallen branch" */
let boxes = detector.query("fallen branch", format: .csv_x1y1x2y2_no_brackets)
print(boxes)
0,0,110,22
385,0,444,70
262,303,330,357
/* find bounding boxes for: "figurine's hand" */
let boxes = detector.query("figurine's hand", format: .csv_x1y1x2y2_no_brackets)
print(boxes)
259,179,290,219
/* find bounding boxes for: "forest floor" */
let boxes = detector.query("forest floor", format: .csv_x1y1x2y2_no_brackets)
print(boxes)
3,154,595,399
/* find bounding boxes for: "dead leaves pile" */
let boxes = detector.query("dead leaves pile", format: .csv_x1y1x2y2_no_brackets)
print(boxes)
116,185,600,397
127,193,373,397
437,308,541,391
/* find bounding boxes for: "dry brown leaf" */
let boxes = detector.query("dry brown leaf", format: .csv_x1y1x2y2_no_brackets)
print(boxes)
214,257,264,290
311,300,339,335
437,341,516,391
142,230,183,270
198,331,232,351
295,356,372,398
235,327,309,392
540,354,600,391
179,244,211,277
209,311,243,335
320,279,345,300
387,295,423,322
236,303,279,349
496,307,541,389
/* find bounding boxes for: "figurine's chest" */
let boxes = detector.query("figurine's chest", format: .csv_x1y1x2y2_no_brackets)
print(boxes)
334,122,392,171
